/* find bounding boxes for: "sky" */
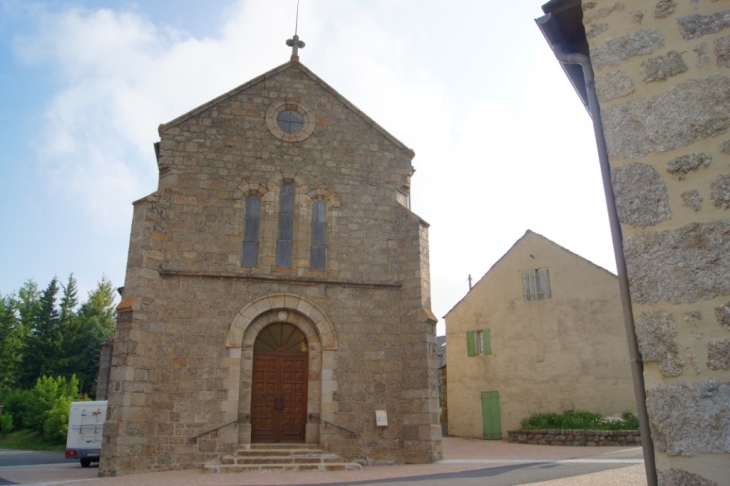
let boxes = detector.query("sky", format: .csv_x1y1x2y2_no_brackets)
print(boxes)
0,0,615,335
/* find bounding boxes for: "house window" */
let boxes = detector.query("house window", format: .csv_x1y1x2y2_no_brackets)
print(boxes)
467,329,492,356
276,184,294,268
522,268,551,301
242,195,260,266
310,200,326,270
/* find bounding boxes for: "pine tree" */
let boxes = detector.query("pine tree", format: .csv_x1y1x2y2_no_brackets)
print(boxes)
16,280,40,330
19,278,62,388
75,277,117,395
0,295,23,392
56,275,83,379
59,274,78,328
8,275,117,395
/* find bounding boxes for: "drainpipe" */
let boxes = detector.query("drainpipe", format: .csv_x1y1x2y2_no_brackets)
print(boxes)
551,43,657,486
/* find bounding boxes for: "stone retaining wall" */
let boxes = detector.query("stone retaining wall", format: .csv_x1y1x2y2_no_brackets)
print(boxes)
507,429,640,447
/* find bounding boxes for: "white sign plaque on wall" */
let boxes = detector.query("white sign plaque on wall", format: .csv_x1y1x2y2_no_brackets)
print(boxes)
375,410,388,427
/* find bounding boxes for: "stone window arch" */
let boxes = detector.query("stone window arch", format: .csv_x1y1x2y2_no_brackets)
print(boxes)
305,188,341,273
310,200,326,270
224,294,339,446
277,184,295,268
233,181,268,267
267,172,309,270
265,98,315,142
242,195,260,266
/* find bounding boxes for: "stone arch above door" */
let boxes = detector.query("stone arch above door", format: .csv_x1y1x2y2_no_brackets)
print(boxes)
226,293,338,350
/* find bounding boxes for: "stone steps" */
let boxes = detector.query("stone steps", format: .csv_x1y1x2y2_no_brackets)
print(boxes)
203,444,362,473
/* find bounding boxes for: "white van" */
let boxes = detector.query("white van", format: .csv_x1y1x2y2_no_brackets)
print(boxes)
65,400,107,467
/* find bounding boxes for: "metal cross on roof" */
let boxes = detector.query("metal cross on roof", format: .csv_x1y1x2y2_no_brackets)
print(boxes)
287,34,305,61
287,0,305,61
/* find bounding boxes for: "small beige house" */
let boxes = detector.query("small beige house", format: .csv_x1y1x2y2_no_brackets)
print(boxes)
445,230,635,439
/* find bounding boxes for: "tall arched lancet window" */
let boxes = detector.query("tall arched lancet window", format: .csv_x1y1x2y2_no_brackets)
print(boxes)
242,195,260,266
310,200,326,270
276,184,295,268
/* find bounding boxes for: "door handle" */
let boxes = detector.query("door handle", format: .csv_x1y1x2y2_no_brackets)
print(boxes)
274,398,284,411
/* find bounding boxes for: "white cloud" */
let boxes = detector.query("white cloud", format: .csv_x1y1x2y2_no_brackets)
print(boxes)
15,1,309,231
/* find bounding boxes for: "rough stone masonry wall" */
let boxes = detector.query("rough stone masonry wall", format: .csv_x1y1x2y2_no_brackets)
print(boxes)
583,1,730,484
507,429,641,447
99,62,441,475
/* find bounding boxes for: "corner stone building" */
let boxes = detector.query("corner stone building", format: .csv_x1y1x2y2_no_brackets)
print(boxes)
539,1,730,484
99,59,442,475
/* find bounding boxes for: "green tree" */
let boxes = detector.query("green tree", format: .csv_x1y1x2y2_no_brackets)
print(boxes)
19,278,62,388
44,394,74,443
23,375,79,441
5,275,116,396
0,410,13,436
75,277,116,395
59,275,78,325
0,296,23,392
54,275,85,380
16,280,40,329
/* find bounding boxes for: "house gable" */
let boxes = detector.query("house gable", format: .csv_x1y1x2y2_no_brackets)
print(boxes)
445,230,615,318
444,230,633,439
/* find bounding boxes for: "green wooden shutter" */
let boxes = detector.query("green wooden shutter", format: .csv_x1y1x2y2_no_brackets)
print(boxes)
481,391,502,440
466,331,476,357
482,329,492,355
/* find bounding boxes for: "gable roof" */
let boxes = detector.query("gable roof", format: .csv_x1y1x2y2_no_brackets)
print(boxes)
158,60,415,157
443,229,616,318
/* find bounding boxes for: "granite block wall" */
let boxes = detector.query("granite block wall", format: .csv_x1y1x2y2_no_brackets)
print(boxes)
583,1,730,483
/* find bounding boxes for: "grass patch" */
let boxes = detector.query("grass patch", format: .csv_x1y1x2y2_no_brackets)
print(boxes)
520,411,639,431
0,429,65,451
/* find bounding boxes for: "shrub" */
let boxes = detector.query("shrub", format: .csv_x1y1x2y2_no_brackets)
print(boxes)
44,395,73,444
621,411,639,429
26,375,79,436
521,410,639,431
0,412,13,436
0,375,80,445
1,388,32,430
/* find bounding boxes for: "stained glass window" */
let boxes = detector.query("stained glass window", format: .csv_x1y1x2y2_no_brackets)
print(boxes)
310,200,326,270
242,195,260,266
277,184,294,268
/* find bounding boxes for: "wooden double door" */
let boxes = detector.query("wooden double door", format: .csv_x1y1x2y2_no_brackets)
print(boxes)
250,323,309,443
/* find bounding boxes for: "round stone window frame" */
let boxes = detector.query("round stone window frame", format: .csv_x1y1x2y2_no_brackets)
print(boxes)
265,98,315,142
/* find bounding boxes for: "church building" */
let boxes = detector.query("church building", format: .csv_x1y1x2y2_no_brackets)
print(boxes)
98,38,442,475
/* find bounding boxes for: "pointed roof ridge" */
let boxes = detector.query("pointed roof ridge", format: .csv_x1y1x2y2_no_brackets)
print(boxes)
158,61,415,157
443,229,616,318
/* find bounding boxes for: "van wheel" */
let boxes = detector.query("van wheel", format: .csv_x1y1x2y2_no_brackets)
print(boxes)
80,458,91,467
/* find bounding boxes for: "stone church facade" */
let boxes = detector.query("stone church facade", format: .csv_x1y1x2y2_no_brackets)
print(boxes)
99,58,442,475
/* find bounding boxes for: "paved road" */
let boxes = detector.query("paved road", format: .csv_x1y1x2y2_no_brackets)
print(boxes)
318,460,639,486
0,449,89,486
0,439,646,486
0,449,68,468
315,448,643,486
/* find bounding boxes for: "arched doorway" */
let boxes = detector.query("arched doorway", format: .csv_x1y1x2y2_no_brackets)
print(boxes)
251,323,308,443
